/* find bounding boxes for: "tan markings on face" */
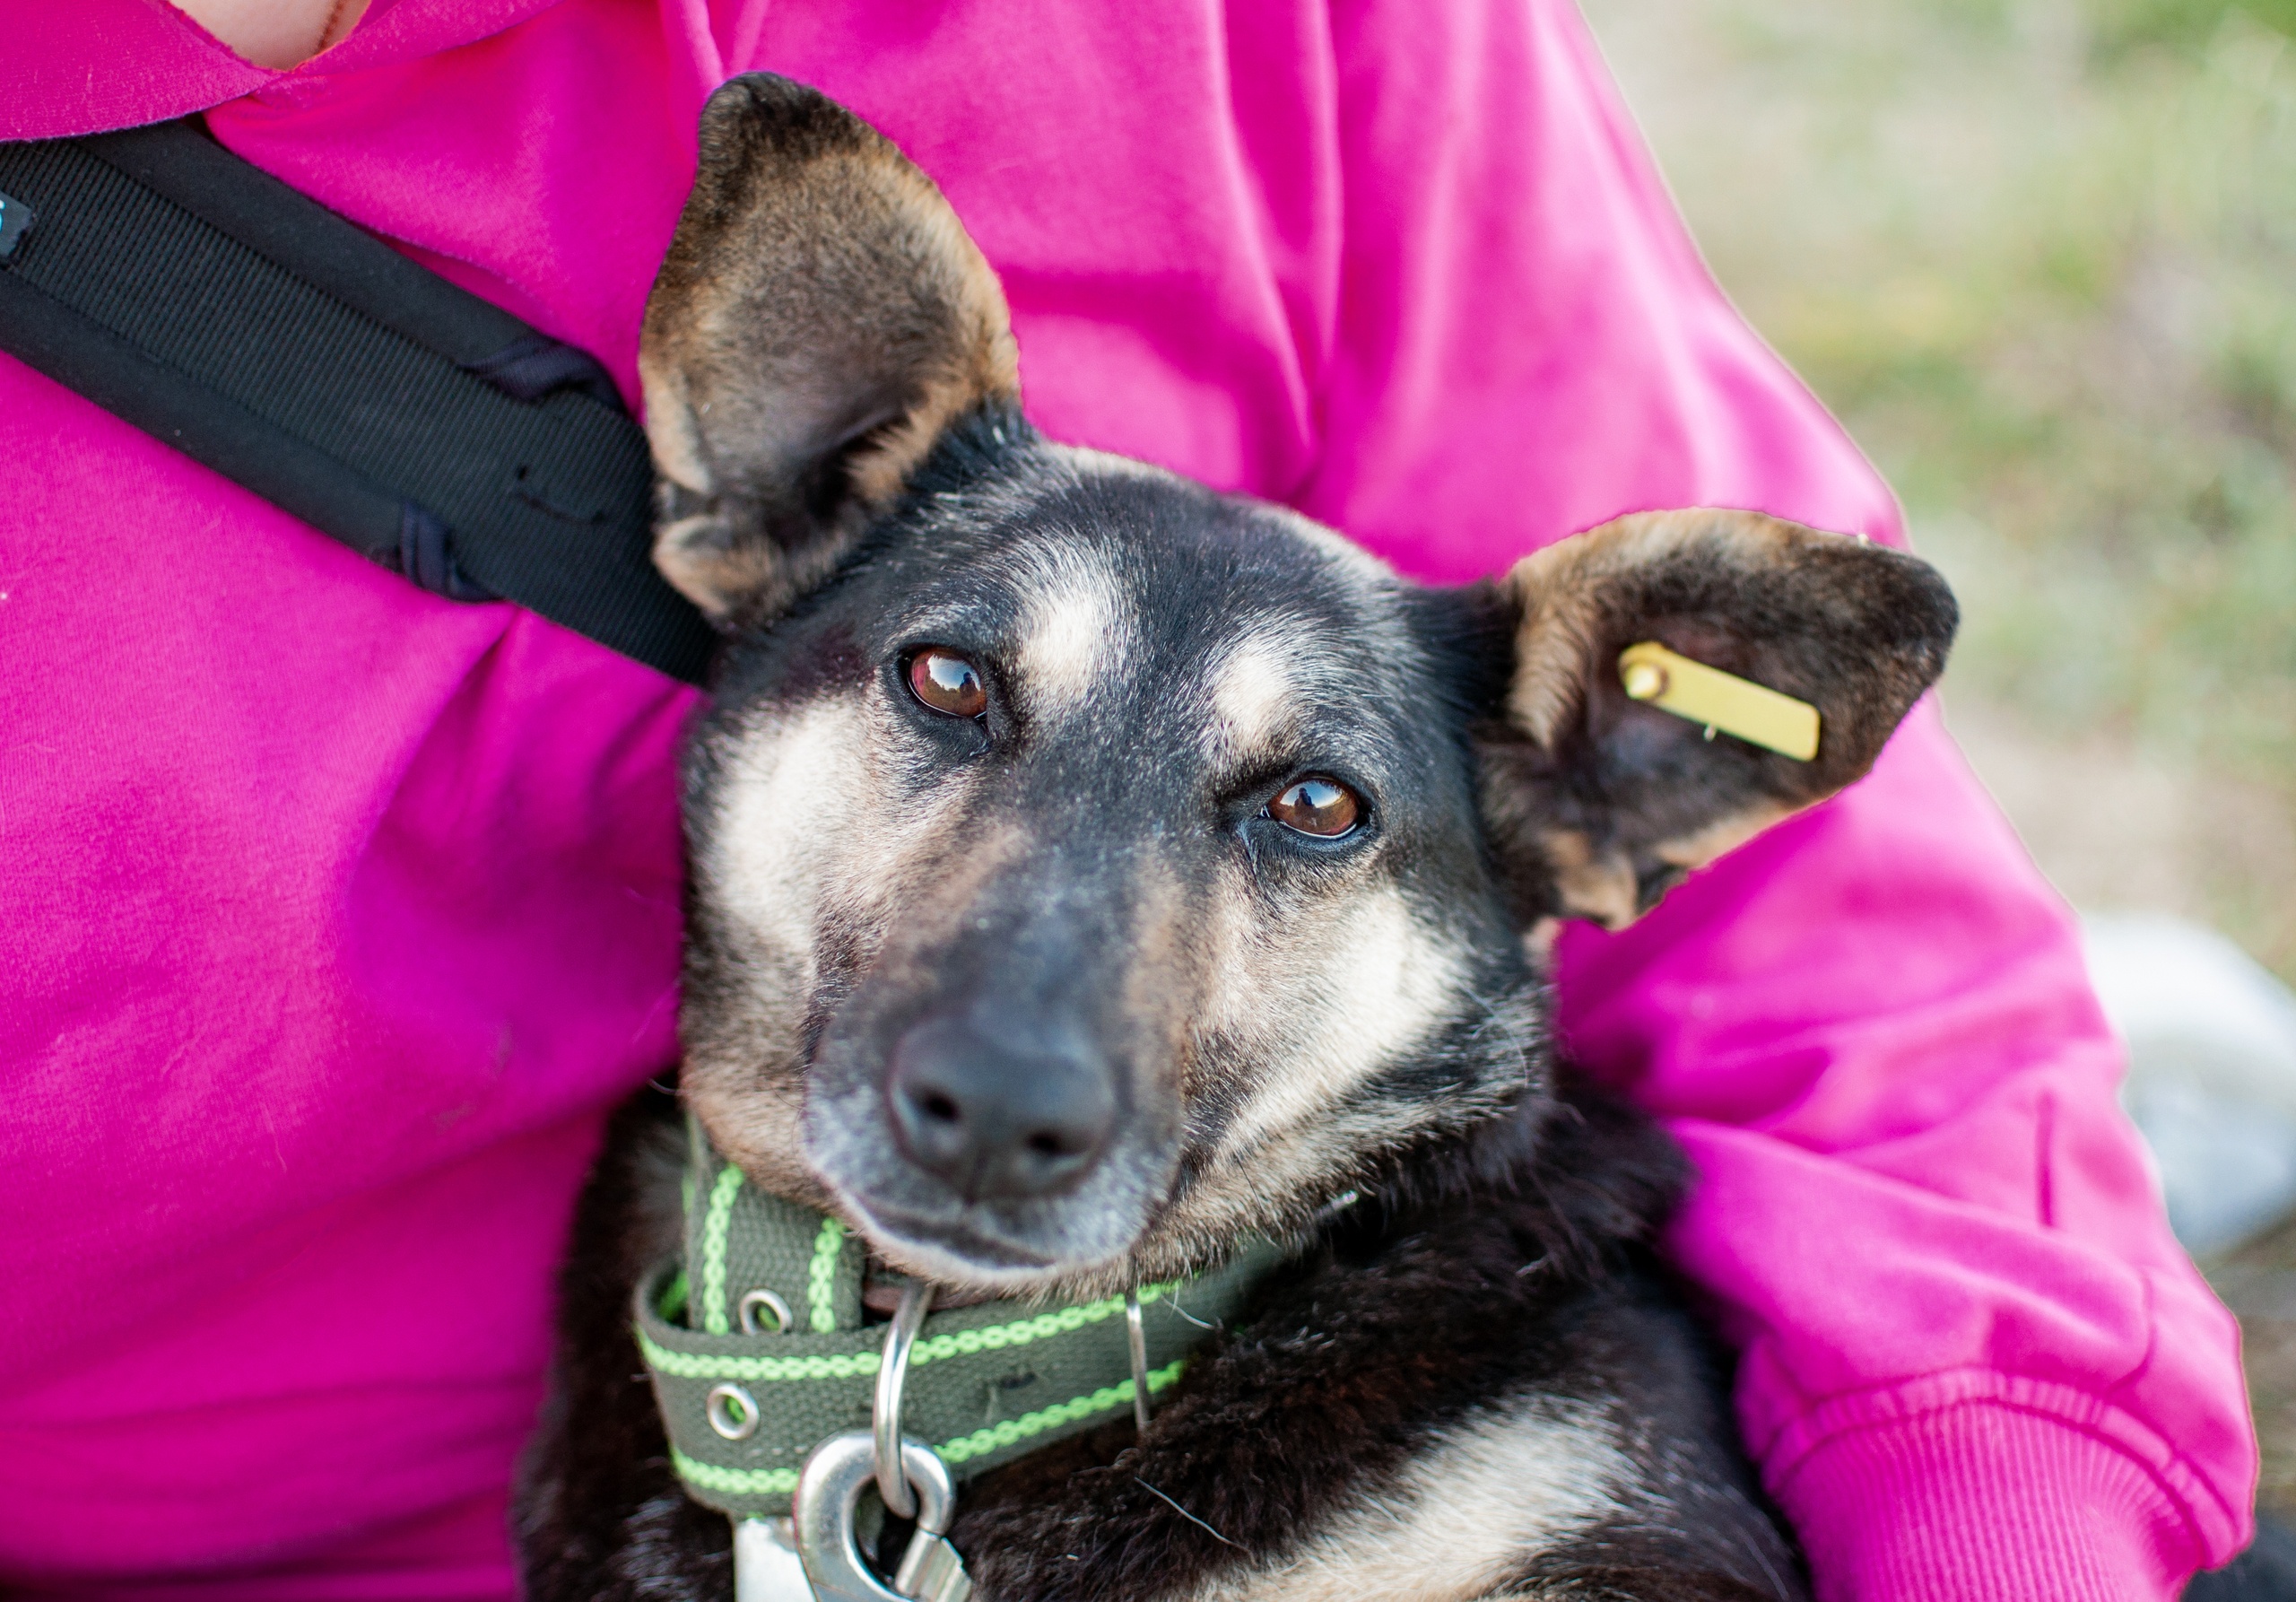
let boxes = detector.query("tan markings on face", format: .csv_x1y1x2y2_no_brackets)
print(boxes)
686,1086,824,1204
1011,548,1131,722
1206,634,1300,761
1071,863,1537,1294
1189,1394,1629,1602
1138,1094,1476,1293
687,684,1009,1193
1118,858,1195,1095
706,693,871,964
1206,881,1465,1162
683,693,874,1196
829,812,1031,1005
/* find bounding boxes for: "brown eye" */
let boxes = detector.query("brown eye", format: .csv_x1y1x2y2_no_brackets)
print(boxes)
1267,775,1361,838
907,648,987,718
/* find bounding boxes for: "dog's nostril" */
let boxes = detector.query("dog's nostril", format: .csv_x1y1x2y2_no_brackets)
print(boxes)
886,1020,1117,1201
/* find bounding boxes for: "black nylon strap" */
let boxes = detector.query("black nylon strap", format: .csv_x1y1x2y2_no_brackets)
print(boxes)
0,120,715,683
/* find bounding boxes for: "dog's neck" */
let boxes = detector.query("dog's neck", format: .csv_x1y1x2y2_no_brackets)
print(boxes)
643,1120,1289,1527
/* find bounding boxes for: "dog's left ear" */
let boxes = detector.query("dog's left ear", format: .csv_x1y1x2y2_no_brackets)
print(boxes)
639,73,1021,626
1476,509,1958,929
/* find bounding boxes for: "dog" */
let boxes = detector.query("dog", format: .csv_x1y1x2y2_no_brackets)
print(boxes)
514,73,1957,1602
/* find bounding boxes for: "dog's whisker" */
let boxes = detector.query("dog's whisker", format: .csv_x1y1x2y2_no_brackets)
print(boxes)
1132,1476,1240,1548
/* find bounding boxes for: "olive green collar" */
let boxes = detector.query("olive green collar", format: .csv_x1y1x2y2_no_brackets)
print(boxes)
637,1118,1283,1519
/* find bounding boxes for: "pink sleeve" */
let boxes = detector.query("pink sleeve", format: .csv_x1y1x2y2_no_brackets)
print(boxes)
1298,0,2255,1594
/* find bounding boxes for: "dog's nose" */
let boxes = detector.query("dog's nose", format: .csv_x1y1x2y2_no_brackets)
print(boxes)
886,1017,1117,1200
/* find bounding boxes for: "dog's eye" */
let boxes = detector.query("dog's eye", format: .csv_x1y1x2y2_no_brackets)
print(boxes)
1266,775,1361,838
907,648,987,718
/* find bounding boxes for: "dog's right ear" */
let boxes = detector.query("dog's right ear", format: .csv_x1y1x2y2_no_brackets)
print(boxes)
639,74,1021,627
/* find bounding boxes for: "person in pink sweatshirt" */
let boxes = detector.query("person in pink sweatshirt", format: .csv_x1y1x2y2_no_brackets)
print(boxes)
0,0,2256,1597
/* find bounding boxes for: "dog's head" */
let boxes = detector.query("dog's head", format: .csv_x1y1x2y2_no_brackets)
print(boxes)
646,75,1957,1298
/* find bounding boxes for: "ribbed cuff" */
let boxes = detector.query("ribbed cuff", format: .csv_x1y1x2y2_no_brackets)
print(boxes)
1771,1400,2211,1601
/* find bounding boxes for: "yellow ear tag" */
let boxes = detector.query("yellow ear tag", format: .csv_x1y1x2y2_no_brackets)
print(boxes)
1616,641,1821,762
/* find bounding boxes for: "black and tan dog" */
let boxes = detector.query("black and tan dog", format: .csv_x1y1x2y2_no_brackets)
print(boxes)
516,74,1956,1602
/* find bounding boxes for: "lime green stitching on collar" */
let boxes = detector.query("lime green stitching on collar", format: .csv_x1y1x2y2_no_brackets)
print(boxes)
638,1283,1179,1384
666,1359,1187,1498
935,1359,1184,1465
908,1282,1170,1365
672,1448,800,1498
700,1164,744,1336
639,1327,882,1382
806,1216,845,1333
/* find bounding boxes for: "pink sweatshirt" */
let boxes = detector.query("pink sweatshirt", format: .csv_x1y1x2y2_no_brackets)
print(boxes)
0,1,2253,1597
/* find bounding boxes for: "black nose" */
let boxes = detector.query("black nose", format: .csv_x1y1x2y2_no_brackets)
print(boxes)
886,1016,1118,1200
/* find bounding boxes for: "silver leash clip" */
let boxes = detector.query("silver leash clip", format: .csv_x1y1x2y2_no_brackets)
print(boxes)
794,1432,970,1602
733,1277,972,1602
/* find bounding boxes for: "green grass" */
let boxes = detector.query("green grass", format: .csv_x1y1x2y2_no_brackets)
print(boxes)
1584,0,2296,980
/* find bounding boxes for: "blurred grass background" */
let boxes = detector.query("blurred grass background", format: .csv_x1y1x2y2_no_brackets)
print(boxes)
1581,0,2296,990
1578,0,2296,1518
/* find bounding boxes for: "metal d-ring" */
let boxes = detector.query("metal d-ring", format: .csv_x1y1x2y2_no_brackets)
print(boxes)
1124,1288,1152,1432
793,1432,970,1602
741,1287,794,1335
873,1279,932,1519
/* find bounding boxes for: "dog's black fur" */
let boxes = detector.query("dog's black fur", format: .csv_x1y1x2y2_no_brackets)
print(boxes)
515,74,1956,1602
523,1078,1796,1601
